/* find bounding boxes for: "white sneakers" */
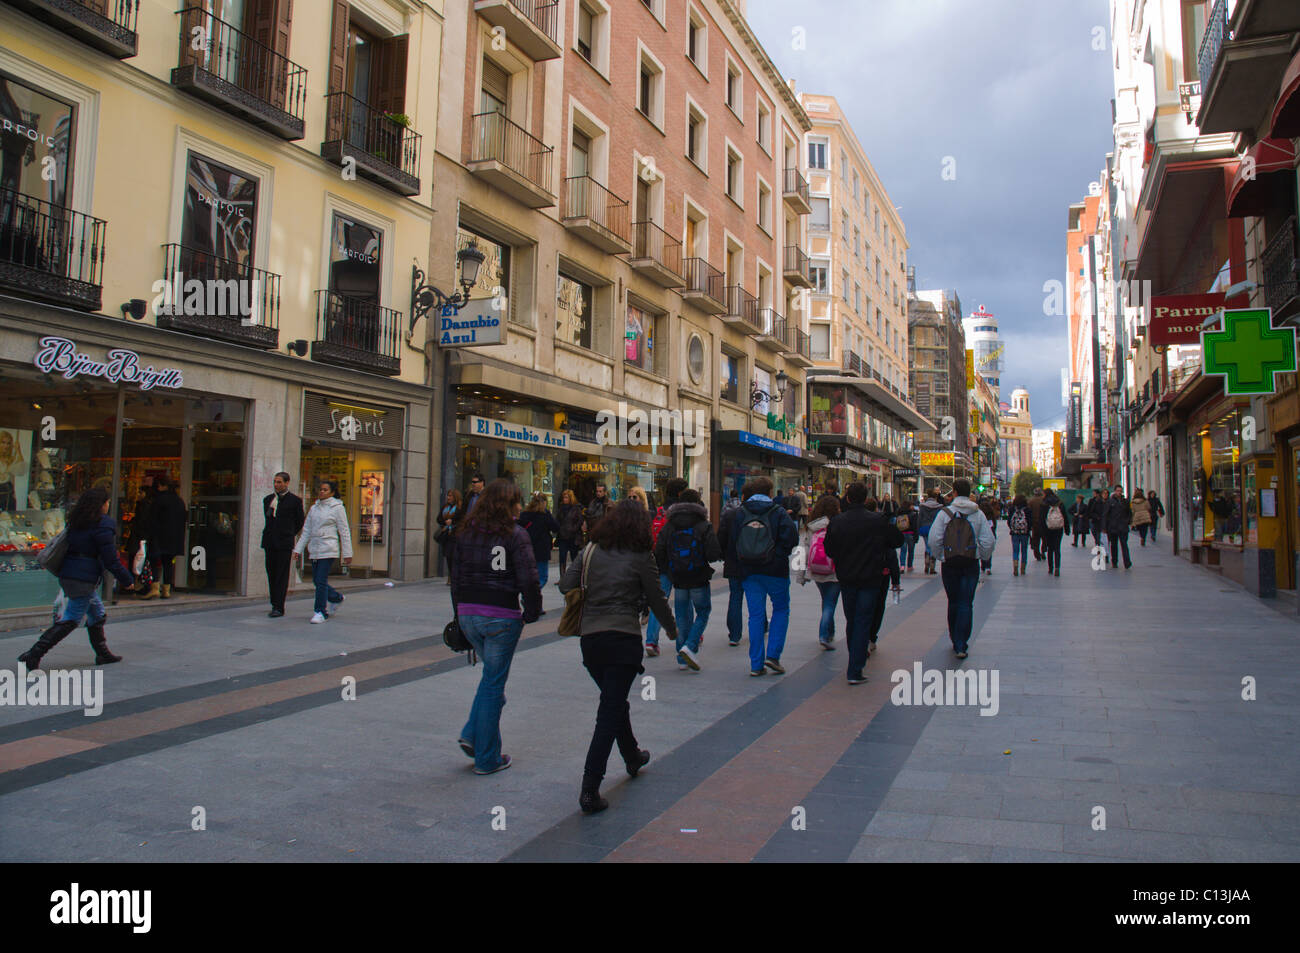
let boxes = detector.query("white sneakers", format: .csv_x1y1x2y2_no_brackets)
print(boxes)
310,612,326,624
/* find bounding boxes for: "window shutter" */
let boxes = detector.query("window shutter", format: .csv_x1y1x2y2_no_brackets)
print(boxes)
371,34,409,116
328,0,349,95
247,0,292,107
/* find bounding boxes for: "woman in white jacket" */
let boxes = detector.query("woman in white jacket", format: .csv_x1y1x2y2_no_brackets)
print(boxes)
793,495,841,651
293,479,353,623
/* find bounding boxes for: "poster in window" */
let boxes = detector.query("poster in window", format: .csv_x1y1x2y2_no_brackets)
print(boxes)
557,275,592,348
0,75,73,207
359,470,385,543
330,213,382,300
182,152,258,263
0,428,32,512
457,226,508,307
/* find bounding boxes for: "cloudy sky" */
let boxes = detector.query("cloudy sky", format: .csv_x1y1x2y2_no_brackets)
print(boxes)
747,0,1115,429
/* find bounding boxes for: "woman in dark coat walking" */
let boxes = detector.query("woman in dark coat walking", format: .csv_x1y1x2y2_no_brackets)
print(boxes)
18,487,135,669
1146,489,1166,543
1104,485,1133,569
435,489,461,578
144,475,187,599
560,500,677,814
555,489,584,577
518,492,561,588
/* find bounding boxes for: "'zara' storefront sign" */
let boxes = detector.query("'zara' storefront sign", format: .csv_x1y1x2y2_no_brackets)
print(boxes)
33,336,184,390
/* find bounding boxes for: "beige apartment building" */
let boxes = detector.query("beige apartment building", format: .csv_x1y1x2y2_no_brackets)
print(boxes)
0,0,446,616
426,0,819,535
796,91,930,499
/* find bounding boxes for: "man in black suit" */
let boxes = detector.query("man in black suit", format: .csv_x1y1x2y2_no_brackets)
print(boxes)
262,471,306,618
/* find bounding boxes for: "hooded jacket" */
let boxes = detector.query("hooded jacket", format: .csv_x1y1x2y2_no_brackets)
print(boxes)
794,514,837,584
717,496,799,579
653,501,722,588
1129,495,1152,527
294,496,353,561
925,496,996,563
1039,492,1070,534
916,497,945,535
822,505,904,586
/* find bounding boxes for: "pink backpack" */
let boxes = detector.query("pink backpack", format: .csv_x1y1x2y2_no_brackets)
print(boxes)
808,527,835,576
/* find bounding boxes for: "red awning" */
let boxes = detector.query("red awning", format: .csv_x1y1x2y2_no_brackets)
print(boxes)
1270,47,1300,139
1226,138,1297,218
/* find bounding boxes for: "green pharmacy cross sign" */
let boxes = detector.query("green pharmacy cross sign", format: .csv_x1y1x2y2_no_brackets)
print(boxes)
1202,308,1297,396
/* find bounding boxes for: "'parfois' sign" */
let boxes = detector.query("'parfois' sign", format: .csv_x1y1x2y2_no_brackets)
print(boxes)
33,337,183,390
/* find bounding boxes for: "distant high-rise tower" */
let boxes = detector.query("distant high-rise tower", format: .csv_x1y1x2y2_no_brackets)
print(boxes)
963,305,1003,404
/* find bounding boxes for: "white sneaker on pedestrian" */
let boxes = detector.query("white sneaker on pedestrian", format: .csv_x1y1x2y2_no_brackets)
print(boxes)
310,612,326,624
679,646,701,671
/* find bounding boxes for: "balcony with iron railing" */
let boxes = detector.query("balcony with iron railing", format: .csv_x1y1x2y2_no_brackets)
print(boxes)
783,245,812,288
473,0,561,60
783,323,814,367
843,349,866,377
0,187,105,311
755,309,786,352
782,167,811,215
562,175,630,253
468,111,555,208
155,244,279,349
171,7,307,140
312,291,401,377
628,220,684,287
321,92,421,196
721,284,761,334
1262,214,1299,319
1196,0,1295,134
4,0,138,58
680,258,725,314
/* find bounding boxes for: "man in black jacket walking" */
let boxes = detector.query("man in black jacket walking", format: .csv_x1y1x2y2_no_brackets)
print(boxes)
1087,489,1106,548
1104,484,1133,569
262,471,306,618
823,483,903,685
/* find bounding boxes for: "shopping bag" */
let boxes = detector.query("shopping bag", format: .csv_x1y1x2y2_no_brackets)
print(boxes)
132,540,148,576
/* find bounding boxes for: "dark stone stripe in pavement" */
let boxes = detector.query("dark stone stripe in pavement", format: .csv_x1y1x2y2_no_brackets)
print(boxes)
753,573,1004,862
502,577,946,863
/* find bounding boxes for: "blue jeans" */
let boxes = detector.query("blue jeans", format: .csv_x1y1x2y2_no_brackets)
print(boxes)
1149,519,1159,542
940,559,980,653
59,590,106,627
899,534,917,569
727,577,745,643
311,558,344,614
839,583,880,680
458,614,524,772
673,585,711,654
537,559,549,588
815,580,840,644
1010,533,1029,565
645,572,672,645
742,574,789,670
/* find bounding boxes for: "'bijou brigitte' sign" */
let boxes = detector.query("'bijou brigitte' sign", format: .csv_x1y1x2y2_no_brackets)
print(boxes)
34,336,184,390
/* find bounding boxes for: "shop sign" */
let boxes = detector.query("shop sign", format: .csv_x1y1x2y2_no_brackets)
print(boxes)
736,430,801,458
893,468,920,478
1043,478,1066,490
1202,308,1297,396
438,310,504,347
825,445,864,465
1149,294,1234,347
33,336,183,391
302,392,405,450
569,462,609,474
504,446,533,461
919,451,955,467
966,349,974,390
766,412,793,436
469,415,568,449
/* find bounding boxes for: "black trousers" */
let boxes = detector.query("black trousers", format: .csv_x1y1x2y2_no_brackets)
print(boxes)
1043,529,1064,572
582,662,640,783
556,538,581,575
1030,530,1043,558
265,549,292,611
1108,532,1132,568
869,576,890,644
1072,521,1087,546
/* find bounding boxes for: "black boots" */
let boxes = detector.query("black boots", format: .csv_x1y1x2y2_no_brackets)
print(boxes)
579,774,609,814
625,749,651,778
17,619,78,671
88,624,122,665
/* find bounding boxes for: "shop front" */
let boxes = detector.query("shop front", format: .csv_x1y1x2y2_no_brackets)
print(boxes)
714,428,821,514
299,391,407,578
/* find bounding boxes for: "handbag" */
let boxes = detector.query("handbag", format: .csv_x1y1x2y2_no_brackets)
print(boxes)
442,617,477,666
36,528,69,576
557,542,595,637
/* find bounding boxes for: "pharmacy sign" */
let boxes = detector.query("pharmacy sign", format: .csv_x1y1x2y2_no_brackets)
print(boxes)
1202,309,1297,396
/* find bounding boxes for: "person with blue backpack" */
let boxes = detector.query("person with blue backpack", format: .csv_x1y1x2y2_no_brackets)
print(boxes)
794,494,842,650
926,478,996,659
823,485,903,684
653,488,722,672
717,475,799,676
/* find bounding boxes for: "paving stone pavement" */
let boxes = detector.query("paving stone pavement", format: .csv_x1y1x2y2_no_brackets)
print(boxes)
1,535,1297,863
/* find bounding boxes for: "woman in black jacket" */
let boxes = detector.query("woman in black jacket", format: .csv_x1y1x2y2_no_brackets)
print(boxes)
1039,490,1070,577
518,492,560,589
451,479,542,776
435,489,461,578
19,487,135,669
1069,494,1089,547
560,500,677,814
555,489,584,576
143,475,187,599
1104,485,1133,569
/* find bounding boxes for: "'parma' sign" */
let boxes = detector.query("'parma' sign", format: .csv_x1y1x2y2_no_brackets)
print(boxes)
1149,293,1245,347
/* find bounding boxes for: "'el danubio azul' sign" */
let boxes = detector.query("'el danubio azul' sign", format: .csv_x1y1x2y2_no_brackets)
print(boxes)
439,310,503,347
34,336,183,391
469,415,568,449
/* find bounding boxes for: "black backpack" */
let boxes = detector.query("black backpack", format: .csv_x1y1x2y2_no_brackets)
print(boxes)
736,506,779,566
668,522,706,579
940,507,979,564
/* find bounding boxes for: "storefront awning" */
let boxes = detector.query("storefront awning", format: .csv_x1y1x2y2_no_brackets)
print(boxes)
1133,151,1236,289
1270,47,1300,139
1227,138,1297,219
807,372,935,432
717,429,817,468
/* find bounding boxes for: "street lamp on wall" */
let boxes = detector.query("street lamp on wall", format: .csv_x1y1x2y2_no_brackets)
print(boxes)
750,369,789,409
409,240,487,338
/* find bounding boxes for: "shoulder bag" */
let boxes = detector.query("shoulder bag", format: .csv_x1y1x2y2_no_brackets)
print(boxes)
557,542,596,637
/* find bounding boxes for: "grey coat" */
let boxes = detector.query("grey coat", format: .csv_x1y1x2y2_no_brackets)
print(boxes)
559,544,677,640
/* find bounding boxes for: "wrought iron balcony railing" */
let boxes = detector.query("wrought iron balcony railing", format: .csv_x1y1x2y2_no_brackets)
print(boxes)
5,0,139,57
562,175,630,247
783,167,810,205
322,91,422,195
500,0,558,42
724,284,761,332
157,243,280,348
0,186,105,311
1197,0,1229,96
681,257,724,302
470,111,554,196
312,291,401,376
173,6,307,138
630,220,683,279
783,244,811,282
1262,215,1299,316
843,350,866,376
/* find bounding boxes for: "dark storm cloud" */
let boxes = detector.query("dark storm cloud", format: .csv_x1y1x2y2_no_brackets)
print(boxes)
748,0,1114,428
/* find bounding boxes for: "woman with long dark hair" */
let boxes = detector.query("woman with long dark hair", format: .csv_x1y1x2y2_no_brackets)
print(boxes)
555,488,583,577
436,489,462,578
18,486,135,669
451,479,542,775
518,491,560,588
560,499,677,814
794,494,841,650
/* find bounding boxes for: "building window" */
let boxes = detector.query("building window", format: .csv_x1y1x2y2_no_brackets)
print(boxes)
808,139,827,169
577,3,594,61
329,212,382,303
853,226,860,259
557,273,593,349
687,333,705,384
0,75,74,207
756,100,771,151
686,101,707,170
852,169,859,203
854,283,861,314
810,196,830,230
637,48,666,127
625,303,661,373
458,224,510,318
810,263,828,293
757,179,772,232
841,270,849,303
687,7,706,70
720,352,741,403
726,145,742,205
841,212,849,242
182,152,259,264
810,323,830,359
725,57,742,116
